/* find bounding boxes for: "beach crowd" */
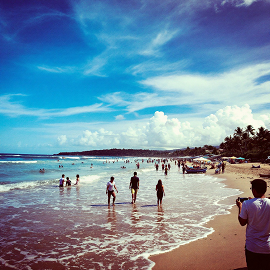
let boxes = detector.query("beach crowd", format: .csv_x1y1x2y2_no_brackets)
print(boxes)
57,157,270,270
57,158,227,207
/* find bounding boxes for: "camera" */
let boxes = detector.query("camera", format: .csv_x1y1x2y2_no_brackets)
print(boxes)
238,197,249,203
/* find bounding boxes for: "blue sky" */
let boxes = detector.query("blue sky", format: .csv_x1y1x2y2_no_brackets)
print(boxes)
1,0,270,154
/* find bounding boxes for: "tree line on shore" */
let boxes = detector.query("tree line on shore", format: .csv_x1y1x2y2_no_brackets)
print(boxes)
220,125,270,161
57,125,270,161
57,145,219,158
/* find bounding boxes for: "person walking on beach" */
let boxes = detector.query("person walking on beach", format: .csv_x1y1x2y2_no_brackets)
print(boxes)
59,174,65,187
182,164,186,174
130,172,139,204
156,179,165,206
236,179,270,270
106,176,118,206
221,161,226,173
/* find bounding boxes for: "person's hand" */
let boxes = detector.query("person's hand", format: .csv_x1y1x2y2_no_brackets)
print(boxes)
236,198,242,208
106,191,108,194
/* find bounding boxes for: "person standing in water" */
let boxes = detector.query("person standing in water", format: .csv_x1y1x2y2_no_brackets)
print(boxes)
164,166,168,175
130,172,139,204
106,176,118,206
74,174,80,185
59,174,65,187
156,179,165,206
66,177,71,186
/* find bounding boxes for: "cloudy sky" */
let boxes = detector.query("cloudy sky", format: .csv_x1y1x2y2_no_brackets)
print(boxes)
1,0,270,154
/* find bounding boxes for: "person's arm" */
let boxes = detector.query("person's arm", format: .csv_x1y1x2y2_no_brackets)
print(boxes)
137,180,139,189
236,199,248,226
114,184,118,193
106,184,109,194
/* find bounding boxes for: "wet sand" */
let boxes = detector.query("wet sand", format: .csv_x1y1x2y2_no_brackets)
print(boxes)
150,162,270,270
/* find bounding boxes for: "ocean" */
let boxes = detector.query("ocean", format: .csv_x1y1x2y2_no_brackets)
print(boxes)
0,153,241,269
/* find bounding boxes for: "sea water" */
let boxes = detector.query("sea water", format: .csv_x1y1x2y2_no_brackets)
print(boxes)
0,154,241,269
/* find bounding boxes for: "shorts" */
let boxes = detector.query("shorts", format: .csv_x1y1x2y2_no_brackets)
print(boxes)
131,188,138,195
245,248,270,270
108,190,115,196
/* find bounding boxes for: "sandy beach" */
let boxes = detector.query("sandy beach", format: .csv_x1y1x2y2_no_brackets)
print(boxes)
150,162,270,270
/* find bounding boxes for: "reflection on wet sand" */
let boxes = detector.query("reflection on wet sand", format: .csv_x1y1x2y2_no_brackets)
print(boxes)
59,186,64,196
156,206,165,231
76,185,80,198
131,204,141,225
66,186,71,196
107,205,117,230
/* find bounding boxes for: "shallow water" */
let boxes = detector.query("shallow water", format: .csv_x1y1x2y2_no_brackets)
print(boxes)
0,154,241,269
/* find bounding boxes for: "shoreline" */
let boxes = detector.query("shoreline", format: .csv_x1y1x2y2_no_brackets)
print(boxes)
150,162,270,270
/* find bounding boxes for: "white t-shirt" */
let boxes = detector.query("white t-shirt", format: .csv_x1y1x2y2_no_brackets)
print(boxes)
240,198,270,254
107,181,115,191
59,178,65,185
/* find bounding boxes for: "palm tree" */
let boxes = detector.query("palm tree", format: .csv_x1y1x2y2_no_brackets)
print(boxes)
256,127,268,149
220,126,270,160
245,125,255,137
233,136,243,155
233,127,245,154
243,125,255,152
257,126,267,138
234,127,243,138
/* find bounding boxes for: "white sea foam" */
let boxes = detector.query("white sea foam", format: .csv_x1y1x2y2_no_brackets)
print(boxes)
81,174,102,184
81,156,97,159
60,156,80,160
0,160,37,164
0,179,57,192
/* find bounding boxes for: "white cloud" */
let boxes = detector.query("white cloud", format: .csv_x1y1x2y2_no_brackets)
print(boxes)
83,55,108,77
0,94,111,118
128,59,190,76
75,129,120,147
58,135,67,145
139,63,270,110
260,114,270,129
97,63,270,116
115,115,125,120
98,92,129,106
61,105,268,150
208,104,265,130
140,30,178,56
222,0,259,7
38,66,75,73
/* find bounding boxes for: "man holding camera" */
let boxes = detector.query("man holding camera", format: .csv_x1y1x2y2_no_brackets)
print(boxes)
236,179,270,270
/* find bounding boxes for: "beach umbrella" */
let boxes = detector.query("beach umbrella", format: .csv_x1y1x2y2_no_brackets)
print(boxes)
236,157,245,160
230,156,237,159
193,157,211,163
